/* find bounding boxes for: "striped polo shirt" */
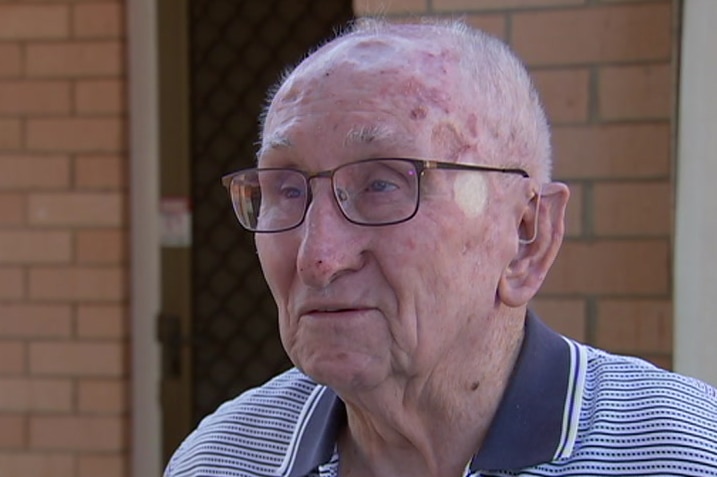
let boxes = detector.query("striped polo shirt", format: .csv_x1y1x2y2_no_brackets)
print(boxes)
165,312,717,476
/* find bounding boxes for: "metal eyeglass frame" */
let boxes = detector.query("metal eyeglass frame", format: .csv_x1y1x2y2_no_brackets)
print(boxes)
221,157,530,233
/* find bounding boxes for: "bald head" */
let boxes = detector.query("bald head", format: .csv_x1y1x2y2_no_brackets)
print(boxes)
261,19,552,183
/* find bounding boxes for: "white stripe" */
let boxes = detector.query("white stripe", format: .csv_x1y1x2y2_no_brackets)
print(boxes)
555,338,587,460
275,384,327,476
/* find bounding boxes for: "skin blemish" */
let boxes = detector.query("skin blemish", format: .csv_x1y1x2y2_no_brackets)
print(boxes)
467,113,478,138
400,78,451,114
431,122,489,218
410,106,427,120
431,122,468,160
454,173,488,218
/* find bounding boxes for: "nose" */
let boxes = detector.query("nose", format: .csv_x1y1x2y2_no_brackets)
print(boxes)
296,179,366,288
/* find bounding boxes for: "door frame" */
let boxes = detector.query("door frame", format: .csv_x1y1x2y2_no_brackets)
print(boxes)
128,0,162,476
674,0,717,387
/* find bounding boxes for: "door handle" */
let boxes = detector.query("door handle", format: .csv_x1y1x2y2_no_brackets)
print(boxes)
157,313,184,378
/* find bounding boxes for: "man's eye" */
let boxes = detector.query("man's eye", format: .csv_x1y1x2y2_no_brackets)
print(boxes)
366,179,398,192
280,186,304,199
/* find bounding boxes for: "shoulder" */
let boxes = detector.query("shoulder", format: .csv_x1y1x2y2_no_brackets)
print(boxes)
583,345,717,409
570,345,717,474
164,368,323,477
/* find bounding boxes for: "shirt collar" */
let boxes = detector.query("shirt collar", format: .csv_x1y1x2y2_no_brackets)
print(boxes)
469,309,581,471
288,310,583,476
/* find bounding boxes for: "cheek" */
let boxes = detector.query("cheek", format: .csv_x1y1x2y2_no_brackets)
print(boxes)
256,236,295,305
257,236,299,358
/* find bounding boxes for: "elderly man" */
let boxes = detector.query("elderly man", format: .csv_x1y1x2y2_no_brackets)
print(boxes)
165,19,717,477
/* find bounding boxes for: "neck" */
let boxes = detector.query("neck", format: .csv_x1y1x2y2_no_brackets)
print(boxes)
336,309,525,477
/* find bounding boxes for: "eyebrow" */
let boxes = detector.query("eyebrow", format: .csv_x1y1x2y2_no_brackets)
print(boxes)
258,135,292,158
343,125,394,147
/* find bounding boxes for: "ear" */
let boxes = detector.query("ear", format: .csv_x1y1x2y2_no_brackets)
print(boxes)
498,182,570,307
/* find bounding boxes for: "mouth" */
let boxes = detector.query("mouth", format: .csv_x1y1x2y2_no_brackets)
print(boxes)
298,305,372,318
313,307,359,313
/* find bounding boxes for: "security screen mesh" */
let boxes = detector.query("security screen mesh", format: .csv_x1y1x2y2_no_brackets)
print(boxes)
189,0,353,423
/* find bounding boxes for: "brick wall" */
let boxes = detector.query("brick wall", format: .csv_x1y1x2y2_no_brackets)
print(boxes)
0,0,676,475
354,0,676,369
0,1,128,477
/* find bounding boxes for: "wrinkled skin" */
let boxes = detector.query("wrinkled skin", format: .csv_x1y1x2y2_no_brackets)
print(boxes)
255,26,568,477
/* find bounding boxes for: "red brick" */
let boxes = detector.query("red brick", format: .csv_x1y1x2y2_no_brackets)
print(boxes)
30,416,124,451
0,341,26,374
0,378,73,412
29,341,124,377
78,378,127,413
76,228,126,264
77,304,126,338
0,5,69,40
78,454,125,477
0,267,25,299
29,266,126,302
28,192,123,227
542,239,670,295
596,299,672,354
74,155,126,190
75,79,126,114
435,0,584,12
598,63,672,120
0,44,22,78
0,193,25,225
72,3,124,38
513,3,672,65
0,304,72,338
0,452,74,477
464,15,507,40
529,298,586,341
552,124,670,180
0,119,22,149
0,81,72,115
564,181,583,237
353,0,428,15
532,68,590,124
26,41,123,78
27,118,124,153
0,414,26,448
0,231,71,265
593,181,672,236
0,155,70,189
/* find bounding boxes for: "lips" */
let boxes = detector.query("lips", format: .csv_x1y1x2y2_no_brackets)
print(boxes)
302,307,365,315
312,307,358,313
294,290,378,318
297,303,373,318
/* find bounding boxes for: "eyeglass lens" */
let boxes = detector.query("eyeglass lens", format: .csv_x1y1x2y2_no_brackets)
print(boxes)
227,159,420,232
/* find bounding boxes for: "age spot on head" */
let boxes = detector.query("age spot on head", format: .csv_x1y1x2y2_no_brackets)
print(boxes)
410,106,427,120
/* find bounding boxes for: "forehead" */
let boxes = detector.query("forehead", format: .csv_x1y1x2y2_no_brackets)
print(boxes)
260,29,474,164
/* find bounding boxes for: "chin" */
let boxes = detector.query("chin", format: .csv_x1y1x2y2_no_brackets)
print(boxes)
296,350,384,392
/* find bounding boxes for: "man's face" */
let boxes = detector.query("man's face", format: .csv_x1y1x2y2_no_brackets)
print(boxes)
255,35,524,394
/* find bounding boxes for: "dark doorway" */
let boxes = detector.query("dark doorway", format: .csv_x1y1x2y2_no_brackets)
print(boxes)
158,0,354,465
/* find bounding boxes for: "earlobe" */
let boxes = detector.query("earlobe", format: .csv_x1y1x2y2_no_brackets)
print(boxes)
499,182,570,307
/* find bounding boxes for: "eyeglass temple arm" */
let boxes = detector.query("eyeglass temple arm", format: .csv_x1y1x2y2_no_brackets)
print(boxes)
518,189,541,245
423,160,529,177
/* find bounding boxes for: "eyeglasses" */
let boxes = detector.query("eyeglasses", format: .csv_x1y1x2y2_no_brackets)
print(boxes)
221,158,529,233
